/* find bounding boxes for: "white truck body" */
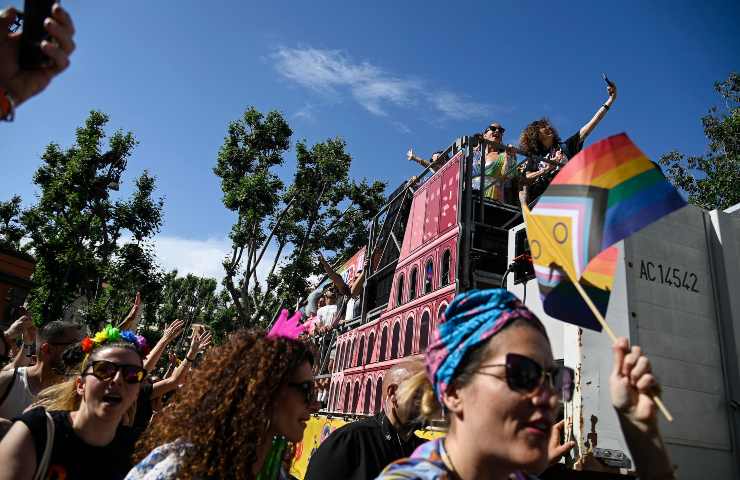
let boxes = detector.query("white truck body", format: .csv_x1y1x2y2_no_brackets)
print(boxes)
507,204,740,478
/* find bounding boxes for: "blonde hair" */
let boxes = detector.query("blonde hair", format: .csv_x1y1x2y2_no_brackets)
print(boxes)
33,343,142,420
395,369,443,426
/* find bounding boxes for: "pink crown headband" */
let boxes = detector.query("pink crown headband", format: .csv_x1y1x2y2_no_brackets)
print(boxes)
267,309,309,340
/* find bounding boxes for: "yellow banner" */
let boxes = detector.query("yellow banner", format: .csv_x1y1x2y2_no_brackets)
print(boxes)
290,415,444,479
290,415,348,479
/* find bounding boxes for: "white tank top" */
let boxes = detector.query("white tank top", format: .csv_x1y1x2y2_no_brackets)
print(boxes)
0,367,35,419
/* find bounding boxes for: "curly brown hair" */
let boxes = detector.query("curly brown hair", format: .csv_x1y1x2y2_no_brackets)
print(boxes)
134,329,314,479
518,118,562,157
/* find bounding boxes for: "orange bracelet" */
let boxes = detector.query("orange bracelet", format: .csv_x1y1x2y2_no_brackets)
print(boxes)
0,88,16,121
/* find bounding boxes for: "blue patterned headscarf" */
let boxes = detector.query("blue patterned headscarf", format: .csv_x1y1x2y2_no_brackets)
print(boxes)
425,289,547,403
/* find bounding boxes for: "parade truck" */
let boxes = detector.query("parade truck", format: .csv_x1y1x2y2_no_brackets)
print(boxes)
292,136,740,479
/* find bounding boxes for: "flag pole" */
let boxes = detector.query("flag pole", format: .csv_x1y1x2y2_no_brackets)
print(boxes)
521,197,673,422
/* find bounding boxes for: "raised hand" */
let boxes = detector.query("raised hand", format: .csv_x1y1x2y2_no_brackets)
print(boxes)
187,328,212,358
607,82,617,100
609,337,659,430
4,313,32,340
547,418,575,465
0,4,75,106
162,319,186,343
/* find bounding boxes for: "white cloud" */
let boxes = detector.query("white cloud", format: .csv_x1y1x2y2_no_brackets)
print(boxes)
274,47,419,117
393,121,412,134
151,236,281,286
152,236,231,281
293,103,316,122
430,91,490,120
273,47,494,121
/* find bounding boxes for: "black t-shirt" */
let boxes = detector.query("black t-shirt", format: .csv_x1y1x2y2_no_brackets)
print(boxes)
304,412,424,480
561,131,584,159
133,382,154,434
18,407,137,480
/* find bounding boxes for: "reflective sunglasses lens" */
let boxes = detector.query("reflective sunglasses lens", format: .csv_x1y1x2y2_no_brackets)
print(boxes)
505,353,542,393
91,361,117,380
123,366,145,384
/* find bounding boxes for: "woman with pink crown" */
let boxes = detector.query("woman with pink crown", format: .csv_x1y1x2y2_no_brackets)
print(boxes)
127,310,320,480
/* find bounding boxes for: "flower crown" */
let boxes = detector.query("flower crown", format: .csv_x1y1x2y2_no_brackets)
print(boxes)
80,324,149,355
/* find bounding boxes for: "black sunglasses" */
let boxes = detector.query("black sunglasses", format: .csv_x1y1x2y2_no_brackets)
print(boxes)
84,360,147,384
487,125,505,134
287,380,317,404
477,353,574,402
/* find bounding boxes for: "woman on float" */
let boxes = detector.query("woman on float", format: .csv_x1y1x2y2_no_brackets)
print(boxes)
472,122,519,203
518,80,617,199
0,325,148,480
128,310,319,480
376,288,673,480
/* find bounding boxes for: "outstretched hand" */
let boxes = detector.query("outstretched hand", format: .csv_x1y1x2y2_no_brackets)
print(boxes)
187,328,212,357
162,319,185,343
609,337,659,431
0,4,75,106
5,314,33,339
607,82,617,100
548,418,576,465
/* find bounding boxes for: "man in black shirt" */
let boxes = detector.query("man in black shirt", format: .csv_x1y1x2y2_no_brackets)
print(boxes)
305,360,425,480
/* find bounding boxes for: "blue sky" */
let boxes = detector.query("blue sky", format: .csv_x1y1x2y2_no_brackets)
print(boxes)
2,0,738,280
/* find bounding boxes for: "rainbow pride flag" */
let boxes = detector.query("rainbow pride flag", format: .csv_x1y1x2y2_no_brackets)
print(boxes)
523,133,686,330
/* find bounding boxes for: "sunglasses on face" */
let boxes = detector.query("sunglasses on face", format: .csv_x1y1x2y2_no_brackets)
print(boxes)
477,353,574,402
287,380,317,404
84,360,147,384
487,125,505,134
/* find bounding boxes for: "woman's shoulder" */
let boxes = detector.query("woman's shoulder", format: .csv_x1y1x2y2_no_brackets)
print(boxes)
375,439,450,480
125,439,191,480
375,457,450,479
16,406,68,433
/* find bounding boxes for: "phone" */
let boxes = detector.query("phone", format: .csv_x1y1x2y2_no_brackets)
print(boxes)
19,0,56,69
602,73,616,89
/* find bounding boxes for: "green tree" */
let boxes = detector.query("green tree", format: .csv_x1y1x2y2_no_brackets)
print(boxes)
20,111,164,328
214,107,385,327
139,270,235,348
0,195,26,252
660,72,740,210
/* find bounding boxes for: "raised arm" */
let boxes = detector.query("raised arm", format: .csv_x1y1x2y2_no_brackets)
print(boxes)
317,253,351,295
578,80,617,142
1,315,35,371
407,148,432,168
143,319,185,372
152,328,211,398
117,291,141,330
610,337,674,479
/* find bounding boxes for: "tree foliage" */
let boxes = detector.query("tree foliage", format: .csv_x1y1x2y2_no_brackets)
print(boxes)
0,195,27,252
660,72,740,211
18,111,164,328
215,107,385,327
139,270,236,348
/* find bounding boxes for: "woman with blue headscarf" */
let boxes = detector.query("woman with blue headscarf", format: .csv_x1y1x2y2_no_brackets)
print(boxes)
375,289,674,480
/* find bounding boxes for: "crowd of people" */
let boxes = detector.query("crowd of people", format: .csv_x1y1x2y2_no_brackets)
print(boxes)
0,287,675,480
1,4,676,480
408,80,618,205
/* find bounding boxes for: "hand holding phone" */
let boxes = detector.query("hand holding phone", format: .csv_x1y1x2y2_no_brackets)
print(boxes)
602,73,617,98
19,0,56,69
0,3,75,107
